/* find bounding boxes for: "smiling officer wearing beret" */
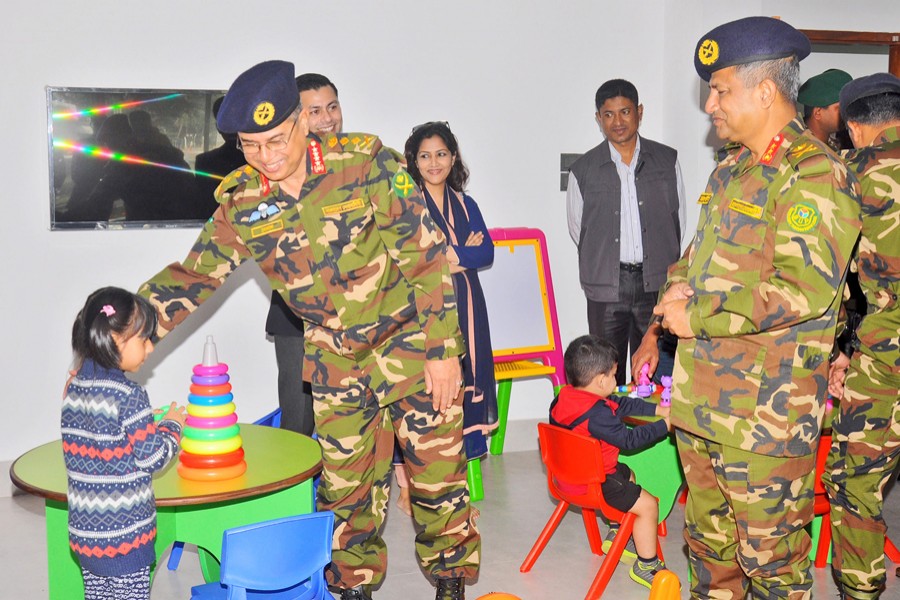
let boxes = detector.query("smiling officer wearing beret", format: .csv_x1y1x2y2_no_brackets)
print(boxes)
138,60,479,600
824,72,900,600
655,16,862,598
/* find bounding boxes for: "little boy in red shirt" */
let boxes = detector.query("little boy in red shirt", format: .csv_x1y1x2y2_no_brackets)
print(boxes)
549,334,671,589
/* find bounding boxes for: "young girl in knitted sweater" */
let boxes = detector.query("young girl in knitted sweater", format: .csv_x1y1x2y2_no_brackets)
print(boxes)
62,286,185,600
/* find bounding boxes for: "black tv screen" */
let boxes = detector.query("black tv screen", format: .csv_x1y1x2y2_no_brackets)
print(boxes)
47,87,240,230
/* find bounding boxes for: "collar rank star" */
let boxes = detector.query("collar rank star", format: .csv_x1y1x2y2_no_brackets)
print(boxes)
308,139,326,175
759,134,783,166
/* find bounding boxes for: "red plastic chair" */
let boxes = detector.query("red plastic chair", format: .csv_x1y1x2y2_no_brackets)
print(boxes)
520,423,664,599
813,433,833,568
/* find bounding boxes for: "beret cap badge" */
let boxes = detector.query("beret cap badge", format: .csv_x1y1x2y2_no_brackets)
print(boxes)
698,39,719,66
253,102,276,126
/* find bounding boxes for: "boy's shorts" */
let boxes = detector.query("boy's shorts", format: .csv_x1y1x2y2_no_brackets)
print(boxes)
601,463,642,513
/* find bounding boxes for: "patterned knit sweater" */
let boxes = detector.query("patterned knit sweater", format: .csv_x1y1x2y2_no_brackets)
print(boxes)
61,359,182,576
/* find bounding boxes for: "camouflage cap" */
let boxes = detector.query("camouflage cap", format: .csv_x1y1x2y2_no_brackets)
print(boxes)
694,16,811,82
798,69,853,107
217,60,300,134
839,72,900,118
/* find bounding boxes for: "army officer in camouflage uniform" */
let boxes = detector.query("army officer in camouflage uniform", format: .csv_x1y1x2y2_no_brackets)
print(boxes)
653,17,862,598
138,60,479,600
824,73,900,600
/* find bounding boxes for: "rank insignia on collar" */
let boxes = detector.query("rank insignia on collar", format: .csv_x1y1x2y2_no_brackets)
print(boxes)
759,134,783,166
248,201,281,223
787,202,819,233
308,139,326,175
698,193,711,205
391,170,416,198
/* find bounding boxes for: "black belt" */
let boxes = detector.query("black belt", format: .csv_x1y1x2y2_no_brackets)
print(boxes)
619,262,643,272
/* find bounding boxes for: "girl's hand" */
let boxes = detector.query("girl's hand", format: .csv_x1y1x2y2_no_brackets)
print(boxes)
161,402,187,427
465,231,484,246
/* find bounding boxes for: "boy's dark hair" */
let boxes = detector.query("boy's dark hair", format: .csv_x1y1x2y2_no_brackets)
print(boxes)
404,121,470,192
595,79,639,112
72,287,158,370
564,334,618,388
842,92,900,126
295,73,338,97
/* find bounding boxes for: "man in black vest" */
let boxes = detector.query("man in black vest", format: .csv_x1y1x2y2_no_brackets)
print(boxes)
567,79,685,384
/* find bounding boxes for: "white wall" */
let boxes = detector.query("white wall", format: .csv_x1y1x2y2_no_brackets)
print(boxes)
2,0,898,462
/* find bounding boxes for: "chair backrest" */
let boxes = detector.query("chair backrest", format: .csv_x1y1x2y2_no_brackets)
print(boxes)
220,511,334,593
537,423,624,521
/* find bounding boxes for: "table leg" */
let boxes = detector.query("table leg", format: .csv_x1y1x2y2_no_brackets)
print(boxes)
467,458,484,502
619,433,683,524
46,499,85,600
489,380,513,456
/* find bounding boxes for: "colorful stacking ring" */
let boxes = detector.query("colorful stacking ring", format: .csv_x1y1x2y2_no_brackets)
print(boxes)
190,374,230,386
185,413,238,429
186,402,236,418
179,448,245,469
177,461,247,482
181,435,243,456
183,424,240,442
192,363,229,377
187,392,234,406
189,383,233,396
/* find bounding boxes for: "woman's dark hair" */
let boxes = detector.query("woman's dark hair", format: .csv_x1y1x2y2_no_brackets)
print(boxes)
404,121,470,192
71,287,158,370
564,334,619,388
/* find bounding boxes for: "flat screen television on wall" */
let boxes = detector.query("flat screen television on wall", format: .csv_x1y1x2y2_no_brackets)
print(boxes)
47,87,237,230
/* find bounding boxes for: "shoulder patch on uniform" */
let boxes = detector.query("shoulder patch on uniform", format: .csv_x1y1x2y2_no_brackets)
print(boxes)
787,139,831,176
340,131,381,155
214,165,256,203
391,170,416,198
786,202,819,233
698,192,712,205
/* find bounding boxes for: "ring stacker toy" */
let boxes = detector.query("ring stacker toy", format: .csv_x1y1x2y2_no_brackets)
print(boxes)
178,336,247,481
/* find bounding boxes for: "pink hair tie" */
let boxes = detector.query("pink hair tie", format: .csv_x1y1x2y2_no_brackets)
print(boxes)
100,305,116,317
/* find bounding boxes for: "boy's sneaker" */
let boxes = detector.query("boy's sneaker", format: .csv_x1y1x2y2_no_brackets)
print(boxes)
601,527,637,562
629,558,667,589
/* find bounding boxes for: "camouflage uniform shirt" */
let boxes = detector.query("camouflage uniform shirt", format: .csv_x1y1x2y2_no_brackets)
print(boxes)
668,118,861,457
139,133,463,405
845,125,900,373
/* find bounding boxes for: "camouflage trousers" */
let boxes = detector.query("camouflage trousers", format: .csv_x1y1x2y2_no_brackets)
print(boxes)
823,353,900,599
313,375,480,589
676,429,816,599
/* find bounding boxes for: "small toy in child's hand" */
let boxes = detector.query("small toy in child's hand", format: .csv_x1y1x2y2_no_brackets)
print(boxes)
635,362,654,397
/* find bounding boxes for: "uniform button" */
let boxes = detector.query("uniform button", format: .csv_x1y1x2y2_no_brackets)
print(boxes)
614,210,619,215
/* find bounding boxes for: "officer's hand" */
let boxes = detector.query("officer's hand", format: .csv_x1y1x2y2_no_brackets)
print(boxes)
654,298,694,339
631,330,661,384
424,358,462,415
660,282,694,304
828,352,851,399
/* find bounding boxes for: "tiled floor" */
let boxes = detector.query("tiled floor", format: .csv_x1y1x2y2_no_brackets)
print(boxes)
5,449,900,599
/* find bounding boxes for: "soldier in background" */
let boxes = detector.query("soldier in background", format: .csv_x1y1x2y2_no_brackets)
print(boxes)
653,17,861,597
824,73,900,600
138,60,479,600
798,68,853,150
264,73,342,437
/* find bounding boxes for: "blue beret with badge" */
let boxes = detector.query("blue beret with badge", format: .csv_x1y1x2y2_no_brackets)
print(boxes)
839,72,900,119
217,60,300,134
694,16,811,82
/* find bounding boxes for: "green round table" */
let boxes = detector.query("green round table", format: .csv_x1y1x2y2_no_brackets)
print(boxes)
10,424,321,600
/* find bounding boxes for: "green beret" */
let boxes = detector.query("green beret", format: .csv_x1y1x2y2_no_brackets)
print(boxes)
798,69,852,107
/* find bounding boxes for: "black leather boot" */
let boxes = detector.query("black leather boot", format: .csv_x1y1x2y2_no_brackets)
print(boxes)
435,577,465,600
339,585,373,600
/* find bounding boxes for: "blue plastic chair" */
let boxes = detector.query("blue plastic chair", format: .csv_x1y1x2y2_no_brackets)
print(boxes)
190,511,334,600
